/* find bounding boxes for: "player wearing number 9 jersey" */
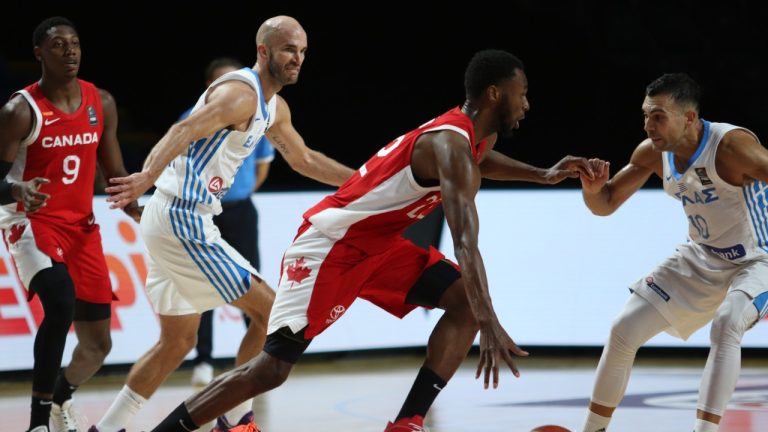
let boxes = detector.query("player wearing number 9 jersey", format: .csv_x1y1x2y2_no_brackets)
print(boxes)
0,16,139,432
580,73,768,432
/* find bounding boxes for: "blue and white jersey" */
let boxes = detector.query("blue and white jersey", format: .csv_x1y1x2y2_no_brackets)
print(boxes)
155,68,277,215
662,120,767,262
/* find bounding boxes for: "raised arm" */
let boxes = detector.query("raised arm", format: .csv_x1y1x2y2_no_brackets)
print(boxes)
105,80,258,208
0,96,50,212
96,89,140,221
425,130,528,389
265,96,354,187
581,139,660,216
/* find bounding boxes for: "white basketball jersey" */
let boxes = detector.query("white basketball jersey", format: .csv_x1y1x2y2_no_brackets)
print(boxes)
662,120,768,262
154,68,277,214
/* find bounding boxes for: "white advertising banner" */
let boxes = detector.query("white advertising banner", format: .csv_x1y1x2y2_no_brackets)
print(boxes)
0,189,765,371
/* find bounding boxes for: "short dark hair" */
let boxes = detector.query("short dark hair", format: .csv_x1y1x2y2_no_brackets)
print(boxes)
33,16,76,47
464,49,524,100
645,73,702,113
204,57,243,82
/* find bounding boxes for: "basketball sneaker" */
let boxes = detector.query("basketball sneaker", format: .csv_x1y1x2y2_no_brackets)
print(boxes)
51,400,86,432
384,415,429,431
211,411,257,432
228,422,260,432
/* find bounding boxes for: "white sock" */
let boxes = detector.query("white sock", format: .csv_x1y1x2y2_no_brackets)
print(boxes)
223,399,253,425
97,385,147,432
582,410,610,432
694,418,719,432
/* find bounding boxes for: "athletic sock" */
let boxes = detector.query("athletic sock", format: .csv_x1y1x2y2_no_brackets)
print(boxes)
150,403,199,432
30,396,53,429
97,385,147,432
582,410,610,432
395,367,446,420
52,371,78,405
694,418,719,432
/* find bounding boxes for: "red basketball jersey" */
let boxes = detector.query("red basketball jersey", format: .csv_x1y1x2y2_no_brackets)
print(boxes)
304,107,486,253
3,80,103,226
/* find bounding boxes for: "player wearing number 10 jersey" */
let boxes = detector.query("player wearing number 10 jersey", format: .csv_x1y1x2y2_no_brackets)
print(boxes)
580,73,768,432
0,17,139,432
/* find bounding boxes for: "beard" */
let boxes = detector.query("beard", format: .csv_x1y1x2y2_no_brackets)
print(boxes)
497,96,516,138
267,51,299,85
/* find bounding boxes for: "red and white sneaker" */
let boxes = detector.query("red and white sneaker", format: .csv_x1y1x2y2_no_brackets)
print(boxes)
384,415,429,431
228,422,260,432
211,411,260,432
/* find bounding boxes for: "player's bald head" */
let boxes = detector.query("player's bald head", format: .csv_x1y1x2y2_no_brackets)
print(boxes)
256,15,305,47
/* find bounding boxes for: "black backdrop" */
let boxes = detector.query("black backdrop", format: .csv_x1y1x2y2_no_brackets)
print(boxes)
3,2,768,190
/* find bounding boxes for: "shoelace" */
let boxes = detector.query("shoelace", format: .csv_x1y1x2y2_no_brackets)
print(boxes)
51,402,87,432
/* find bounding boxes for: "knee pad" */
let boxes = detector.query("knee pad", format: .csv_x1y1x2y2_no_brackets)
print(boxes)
30,263,75,325
710,292,756,343
263,326,311,364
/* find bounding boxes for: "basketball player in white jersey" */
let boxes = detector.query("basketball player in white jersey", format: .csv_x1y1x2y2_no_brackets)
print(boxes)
580,73,768,432
92,16,354,432
148,49,597,432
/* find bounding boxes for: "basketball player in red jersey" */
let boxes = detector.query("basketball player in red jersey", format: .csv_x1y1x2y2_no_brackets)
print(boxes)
0,17,140,432
150,49,598,432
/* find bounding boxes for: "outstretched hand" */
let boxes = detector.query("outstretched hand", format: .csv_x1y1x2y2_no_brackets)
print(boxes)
105,172,153,210
475,319,529,389
580,158,610,194
543,155,596,184
13,177,50,213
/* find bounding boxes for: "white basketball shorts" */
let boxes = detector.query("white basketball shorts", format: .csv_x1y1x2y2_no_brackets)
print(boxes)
141,191,261,315
632,241,768,340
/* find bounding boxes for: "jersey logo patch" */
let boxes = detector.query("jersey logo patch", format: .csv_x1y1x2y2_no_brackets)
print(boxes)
645,276,670,302
43,117,61,126
87,105,98,126
695,167,713,185
703,243,746,260
326,305,346,324
207,177,230,199
208,176,224,193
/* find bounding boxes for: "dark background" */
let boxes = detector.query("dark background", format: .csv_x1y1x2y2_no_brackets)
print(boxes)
3,1,768,191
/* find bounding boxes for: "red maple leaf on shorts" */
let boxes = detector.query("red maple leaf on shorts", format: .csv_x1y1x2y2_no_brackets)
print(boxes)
7,224,26,245
286,257,311,288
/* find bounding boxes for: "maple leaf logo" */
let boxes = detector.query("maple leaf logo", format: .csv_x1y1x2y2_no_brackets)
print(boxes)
286,257,311,289
7,224,26,245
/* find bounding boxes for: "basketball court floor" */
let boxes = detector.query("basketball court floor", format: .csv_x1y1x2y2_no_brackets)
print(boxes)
2,353,767,432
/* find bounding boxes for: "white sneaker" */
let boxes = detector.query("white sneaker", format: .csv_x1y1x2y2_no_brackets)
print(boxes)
27,426,49,432
50,400,85,432
191,362,214,386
